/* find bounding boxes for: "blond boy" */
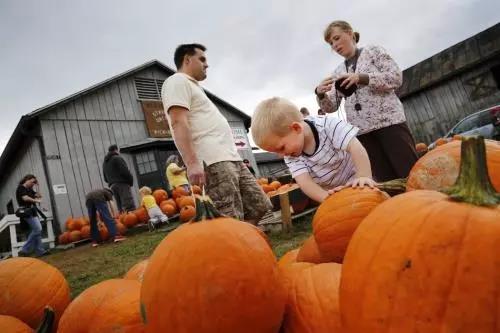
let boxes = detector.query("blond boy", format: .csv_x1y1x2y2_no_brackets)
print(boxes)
139,186,168,230
251,97,376,203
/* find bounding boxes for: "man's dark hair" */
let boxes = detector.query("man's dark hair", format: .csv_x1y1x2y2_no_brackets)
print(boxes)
108,144,118,152
19,174,36,185
174,43,207,69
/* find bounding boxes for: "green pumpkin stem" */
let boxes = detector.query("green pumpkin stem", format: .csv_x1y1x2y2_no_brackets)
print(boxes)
443,136,500,206
193,195,223,222
376,178,407,196
36,307,55,333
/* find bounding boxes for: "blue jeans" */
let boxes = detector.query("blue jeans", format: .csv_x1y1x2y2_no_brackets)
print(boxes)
21,216,45,255
87,201,117,242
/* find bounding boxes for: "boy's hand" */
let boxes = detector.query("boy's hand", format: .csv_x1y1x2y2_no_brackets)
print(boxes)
349,177,377,188
327,177,377,196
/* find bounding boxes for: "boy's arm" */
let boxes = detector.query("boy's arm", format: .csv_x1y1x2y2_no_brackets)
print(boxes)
294,173,330,203
346,138,376,188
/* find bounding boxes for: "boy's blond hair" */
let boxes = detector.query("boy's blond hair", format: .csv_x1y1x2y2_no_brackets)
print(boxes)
139,186,152,196
251,97,303,147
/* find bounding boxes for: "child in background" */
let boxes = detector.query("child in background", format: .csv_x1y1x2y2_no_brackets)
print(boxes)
139,186,169,230
251,97,376,203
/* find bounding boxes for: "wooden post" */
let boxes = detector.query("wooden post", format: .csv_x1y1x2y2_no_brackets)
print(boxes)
279,192,292,233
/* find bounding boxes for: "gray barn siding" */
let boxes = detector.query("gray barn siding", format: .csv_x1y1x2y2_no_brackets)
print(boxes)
0,137,48,217
403,59,500,144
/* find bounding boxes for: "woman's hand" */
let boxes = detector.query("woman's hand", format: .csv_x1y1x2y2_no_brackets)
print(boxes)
315,76,334,97
337,73,360,89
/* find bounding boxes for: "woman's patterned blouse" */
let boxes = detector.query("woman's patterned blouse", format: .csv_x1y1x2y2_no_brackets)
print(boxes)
318,44,406,135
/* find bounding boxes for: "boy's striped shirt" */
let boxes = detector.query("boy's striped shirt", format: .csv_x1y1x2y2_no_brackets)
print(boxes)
284,115,358,190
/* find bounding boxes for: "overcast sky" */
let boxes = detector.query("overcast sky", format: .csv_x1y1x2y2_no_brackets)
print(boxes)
1,0,499,154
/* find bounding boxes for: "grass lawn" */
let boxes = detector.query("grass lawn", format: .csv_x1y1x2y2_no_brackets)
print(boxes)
43,215,313,298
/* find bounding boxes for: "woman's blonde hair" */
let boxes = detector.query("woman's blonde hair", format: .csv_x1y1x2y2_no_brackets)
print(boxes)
324,20,360,44
139,186,152,196
251,97,303,147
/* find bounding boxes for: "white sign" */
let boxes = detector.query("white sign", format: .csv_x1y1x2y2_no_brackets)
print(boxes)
53,184,67,195
231,128,250,150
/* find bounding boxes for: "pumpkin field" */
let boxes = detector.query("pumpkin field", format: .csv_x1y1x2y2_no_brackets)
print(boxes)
1,136,499,333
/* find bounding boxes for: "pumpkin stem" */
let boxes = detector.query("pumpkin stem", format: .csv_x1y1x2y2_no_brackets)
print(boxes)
193,193,223,222
376,178,407,196
36,307,55,333
443,136,500,206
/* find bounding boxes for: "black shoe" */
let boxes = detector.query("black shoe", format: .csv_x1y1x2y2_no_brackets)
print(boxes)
36,250,51,257
18,250,30,257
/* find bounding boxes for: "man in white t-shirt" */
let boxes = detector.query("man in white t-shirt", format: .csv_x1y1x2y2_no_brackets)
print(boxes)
161,43,272,223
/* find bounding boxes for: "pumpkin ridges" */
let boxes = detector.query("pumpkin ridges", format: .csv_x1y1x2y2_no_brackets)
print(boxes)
296,235,325,264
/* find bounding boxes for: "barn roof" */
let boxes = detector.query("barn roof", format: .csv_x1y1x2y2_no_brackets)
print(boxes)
400,23,500,98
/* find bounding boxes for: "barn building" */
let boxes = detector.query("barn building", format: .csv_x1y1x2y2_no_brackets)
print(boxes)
0,60,257,234
400,23,500,144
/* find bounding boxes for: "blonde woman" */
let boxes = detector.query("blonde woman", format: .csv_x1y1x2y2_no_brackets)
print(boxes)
315,20,417,182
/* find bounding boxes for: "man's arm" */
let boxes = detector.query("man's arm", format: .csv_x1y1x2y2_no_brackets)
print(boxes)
294,173,329,203
168,106,205,185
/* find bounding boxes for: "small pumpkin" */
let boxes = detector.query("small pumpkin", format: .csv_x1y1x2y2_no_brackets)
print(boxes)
0,307,54,333
152,189,168,204
178,196,195,209
270,180,281,190
68,230,81,243
80,225,91,239
98,222,109,241
415,142,428,153
172,186,189,199
123,212,139,228
191,185,202,195
116,221,127,235
296,235,325,264
278,249,299,268
0,258,70,330
261,184,274,193
179,205,196,222
58,279,145,333
58,231,70,245
134,207,149,224
435,137,449,146
160,202,177,217
124,259,149,283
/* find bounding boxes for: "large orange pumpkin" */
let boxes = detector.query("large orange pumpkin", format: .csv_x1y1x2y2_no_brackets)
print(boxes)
123,259,149,283
64,217,76,231
340,137,500,332
0,258,70,330
68,230,81,243
407,139,500,192
140,196,286,333
58,279,145,333
312,187,389,263
281,263,342,333
152,189,168,204
296,235,325,264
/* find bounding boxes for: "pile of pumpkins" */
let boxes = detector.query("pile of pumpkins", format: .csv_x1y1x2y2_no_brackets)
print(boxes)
257,178,300,198
57,186,203,245
2,137,499,332
414,134,464,156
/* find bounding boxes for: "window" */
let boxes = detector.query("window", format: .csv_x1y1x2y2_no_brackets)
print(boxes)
135,151,158,175
134,77,165,100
